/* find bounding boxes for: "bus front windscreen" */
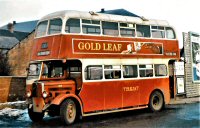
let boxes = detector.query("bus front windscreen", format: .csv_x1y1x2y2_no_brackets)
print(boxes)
27,63,42,80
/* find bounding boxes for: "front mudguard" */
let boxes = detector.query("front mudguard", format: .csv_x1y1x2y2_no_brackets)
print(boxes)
51,94,83,115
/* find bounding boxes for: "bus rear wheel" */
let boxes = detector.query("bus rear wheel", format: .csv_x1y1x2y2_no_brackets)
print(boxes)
28,105,44,122
60,99,77,125
149,91,164,112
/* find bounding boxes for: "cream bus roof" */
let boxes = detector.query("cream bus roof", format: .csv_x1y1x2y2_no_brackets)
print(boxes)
40,10,170,26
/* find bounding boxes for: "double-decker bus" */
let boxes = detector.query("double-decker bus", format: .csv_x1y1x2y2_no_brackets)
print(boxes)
26,10,179,125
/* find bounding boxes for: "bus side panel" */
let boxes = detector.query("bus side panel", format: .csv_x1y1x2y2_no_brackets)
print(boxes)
139,78,170,105
122,80,140,107
51,35,62,58
79,82,104,112
104,81,123,109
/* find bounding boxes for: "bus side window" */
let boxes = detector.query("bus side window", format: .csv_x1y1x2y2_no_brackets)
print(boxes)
36,20,48,37
123,65,138,78
65,18,80,33
48,18,62,35
82,19,101,35
85,65,103,80
104,65,121,79
139,64,153,77
102,21,119,36
154,64,167,76
166,27,176,39
120,23,135,37
151,26,165,38
136,24,150,37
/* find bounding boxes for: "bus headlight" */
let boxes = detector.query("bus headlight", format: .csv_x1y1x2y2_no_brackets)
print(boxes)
42,91,48,98
26,91,32,98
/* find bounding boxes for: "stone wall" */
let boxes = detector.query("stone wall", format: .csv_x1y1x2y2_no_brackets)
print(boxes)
8,31,35,76
0,77,26,103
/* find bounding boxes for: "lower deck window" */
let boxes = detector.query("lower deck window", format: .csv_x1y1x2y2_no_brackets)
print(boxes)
104,65,121,79
139,64,153,77
105,70,121,79
123,65,138,78
84,64,167,80
154,64,167,76
85,65,102,80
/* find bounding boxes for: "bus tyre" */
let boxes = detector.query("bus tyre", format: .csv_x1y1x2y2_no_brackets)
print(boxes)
28,105,44,122
149,91,164,112
60,99,77,125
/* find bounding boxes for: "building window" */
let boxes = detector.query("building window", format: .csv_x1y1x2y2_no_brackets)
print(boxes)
154,64,167,76
123,65,138,78
151,26,165,38
120,23,135,37
48,18,62,35
36,20,48,37
104,65,121,79
65,18,80,33
82,19,100,34
102,21,119,36
85,65,102,80
139,64,153,77
136,24,150,37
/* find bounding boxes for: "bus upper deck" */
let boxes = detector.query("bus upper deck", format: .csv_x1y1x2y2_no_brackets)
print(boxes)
31,10,179,61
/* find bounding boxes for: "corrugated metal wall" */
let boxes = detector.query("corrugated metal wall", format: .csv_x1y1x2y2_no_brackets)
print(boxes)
183,32,200,97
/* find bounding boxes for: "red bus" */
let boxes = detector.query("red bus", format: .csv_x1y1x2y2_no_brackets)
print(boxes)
26,10,179,125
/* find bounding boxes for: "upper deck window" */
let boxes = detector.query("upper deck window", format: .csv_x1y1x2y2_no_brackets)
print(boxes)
65,18,80,33
102,21,119,36
48,18,62,34
120,23,135,37
36,21,48,37
166,27,176,39
136,25,150,37
82,19,100,34
151,26,165,38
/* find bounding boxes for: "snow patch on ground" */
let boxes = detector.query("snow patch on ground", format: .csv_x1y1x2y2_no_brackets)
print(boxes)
0,101,26,106
0,108,30,122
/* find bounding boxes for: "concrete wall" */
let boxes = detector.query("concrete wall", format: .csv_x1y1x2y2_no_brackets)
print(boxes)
8,32,35,76
0,77,26,103
183,32,200,97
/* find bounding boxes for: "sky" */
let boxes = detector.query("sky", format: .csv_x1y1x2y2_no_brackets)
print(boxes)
0,0,199,48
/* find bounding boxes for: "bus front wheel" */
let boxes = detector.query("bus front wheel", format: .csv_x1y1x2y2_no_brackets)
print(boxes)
149,91,164,112
60,99,77,125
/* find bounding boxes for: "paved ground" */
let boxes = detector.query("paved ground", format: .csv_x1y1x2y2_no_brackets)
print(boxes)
0,102,199,127
0,96,199,110
169,96,200,104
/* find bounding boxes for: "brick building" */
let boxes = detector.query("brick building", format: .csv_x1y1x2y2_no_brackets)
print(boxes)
0,20,37,76
8,32,35,76
0,21,36,102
